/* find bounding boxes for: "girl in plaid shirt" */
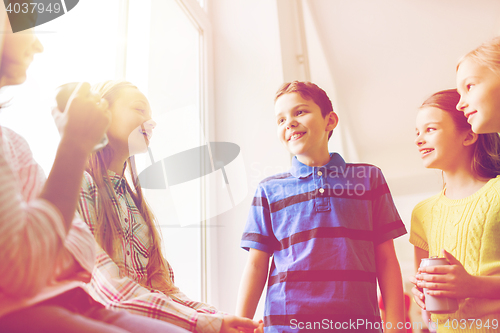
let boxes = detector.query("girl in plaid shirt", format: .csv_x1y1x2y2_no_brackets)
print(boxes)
78,80,261,333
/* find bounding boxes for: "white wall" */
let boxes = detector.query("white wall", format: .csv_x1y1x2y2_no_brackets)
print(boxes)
207,0,286,316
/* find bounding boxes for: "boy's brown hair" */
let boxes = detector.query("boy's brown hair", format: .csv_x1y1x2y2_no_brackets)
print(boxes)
275,81,335,139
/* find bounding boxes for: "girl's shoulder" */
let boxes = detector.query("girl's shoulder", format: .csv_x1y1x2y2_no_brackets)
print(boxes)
411,192,442,221
413,192,442,210
480,176,500,200
82,171,98,192
487,175,500,190
1,126,33,161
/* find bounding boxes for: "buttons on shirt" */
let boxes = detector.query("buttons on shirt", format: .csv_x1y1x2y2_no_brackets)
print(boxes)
124,218,129,223
126,250,131,256
319,188,325,194
317,171,323,176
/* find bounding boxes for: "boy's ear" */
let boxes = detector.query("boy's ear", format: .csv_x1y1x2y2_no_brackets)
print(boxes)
326,111,339,132
463,130,478,147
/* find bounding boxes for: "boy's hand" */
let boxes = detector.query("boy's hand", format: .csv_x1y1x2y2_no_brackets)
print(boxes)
220,315,259,333
409,274,426,310
53,82,111,154
416,249,472,299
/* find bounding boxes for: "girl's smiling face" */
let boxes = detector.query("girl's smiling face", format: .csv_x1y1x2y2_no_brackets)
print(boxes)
415,107,472,171
0,24,43,88
107,87,156,157
456,58,500,133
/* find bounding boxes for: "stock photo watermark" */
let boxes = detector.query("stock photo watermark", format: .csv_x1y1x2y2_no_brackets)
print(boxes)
289,318,499,331
250,162,383,197
4,0,79,33
290,318,420,331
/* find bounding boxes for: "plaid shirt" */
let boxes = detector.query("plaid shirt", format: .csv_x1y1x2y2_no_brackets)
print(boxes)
79,171,223,333
0,127,95,318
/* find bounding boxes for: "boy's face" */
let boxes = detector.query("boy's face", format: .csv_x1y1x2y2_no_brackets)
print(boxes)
275,92,337,165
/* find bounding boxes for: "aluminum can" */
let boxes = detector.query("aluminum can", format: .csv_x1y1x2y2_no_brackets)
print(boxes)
420,257,459,314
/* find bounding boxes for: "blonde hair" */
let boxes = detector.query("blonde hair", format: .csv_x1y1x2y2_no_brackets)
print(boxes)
458,36,500,75
83,80,174,293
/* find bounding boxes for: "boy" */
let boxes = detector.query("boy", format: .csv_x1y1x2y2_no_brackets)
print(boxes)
236,81,407,333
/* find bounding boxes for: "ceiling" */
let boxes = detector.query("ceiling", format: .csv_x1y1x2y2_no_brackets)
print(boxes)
304,0,500,194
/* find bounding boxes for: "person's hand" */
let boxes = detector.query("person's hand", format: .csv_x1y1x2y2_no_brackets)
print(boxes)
220,315,259,333
254,320,264,333
409,274,426,310
53,82,111,154
416,249,473,299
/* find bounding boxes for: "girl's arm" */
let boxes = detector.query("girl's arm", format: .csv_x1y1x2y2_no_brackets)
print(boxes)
0,130,96,297
375,239,405,333
91,246,258,333
417,249,500,299
236,248,270,319
160,282,260,333
409,246,429,309
41,82,110,230
167,284,219,313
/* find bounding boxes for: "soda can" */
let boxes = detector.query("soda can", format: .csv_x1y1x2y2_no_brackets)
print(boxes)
420,257,459,314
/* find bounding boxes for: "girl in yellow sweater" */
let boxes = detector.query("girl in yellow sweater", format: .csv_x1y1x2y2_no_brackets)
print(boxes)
410,89,500,333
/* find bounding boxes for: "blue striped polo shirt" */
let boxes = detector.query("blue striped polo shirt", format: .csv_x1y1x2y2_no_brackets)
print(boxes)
241,153,407,333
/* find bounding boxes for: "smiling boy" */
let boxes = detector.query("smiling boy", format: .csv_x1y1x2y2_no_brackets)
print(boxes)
236,81,407,333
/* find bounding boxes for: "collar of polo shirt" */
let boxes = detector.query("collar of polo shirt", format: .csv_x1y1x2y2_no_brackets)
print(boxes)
290,153,346,179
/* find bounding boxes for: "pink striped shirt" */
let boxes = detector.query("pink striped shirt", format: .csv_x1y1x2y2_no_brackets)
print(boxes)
0,126,96,318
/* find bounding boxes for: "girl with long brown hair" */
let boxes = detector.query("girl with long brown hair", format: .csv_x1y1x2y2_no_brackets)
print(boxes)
78,80,260,333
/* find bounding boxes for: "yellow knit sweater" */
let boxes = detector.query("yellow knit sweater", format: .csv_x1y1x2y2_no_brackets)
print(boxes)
410,176,500,333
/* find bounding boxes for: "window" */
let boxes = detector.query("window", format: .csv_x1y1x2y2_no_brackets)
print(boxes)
130,0,209,301
0,0,212,302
